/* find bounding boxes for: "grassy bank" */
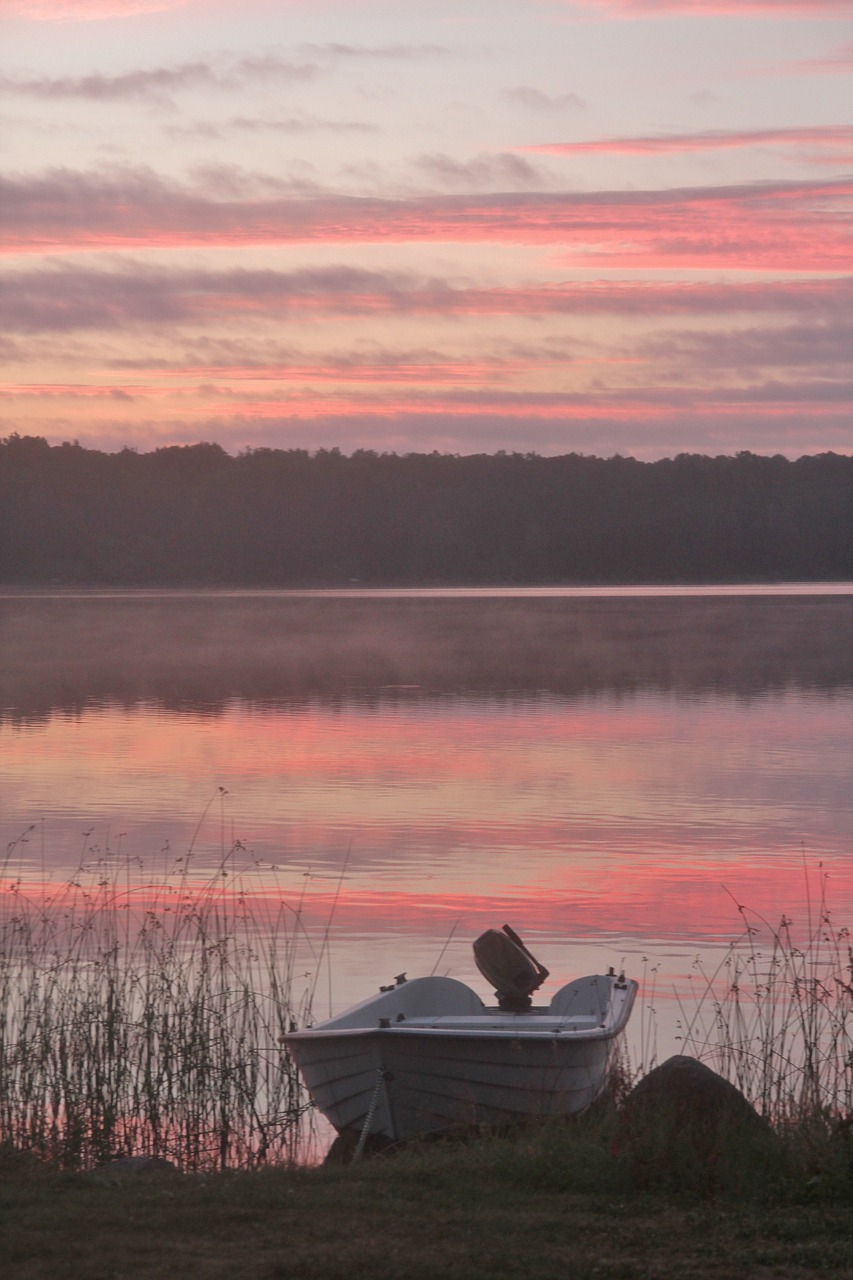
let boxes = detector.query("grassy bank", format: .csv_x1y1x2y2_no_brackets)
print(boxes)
3,1111,852,1280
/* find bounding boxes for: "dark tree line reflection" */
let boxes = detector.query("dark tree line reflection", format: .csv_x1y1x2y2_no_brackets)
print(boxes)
2,593,852,724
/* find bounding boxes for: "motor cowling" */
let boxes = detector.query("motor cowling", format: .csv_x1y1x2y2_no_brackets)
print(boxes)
473,925,549,1010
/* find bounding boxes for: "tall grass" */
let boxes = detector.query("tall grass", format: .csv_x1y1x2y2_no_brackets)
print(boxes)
0,820,320,1172
672,868,853,1125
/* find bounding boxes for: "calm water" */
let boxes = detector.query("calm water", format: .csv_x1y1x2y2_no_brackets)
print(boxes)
2,586,852,1054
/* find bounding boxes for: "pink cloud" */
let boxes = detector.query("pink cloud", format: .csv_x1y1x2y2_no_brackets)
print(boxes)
209,382,852,423
572,1,853,15
0,0,192,18
0,383,186,399
8,0,850,19
774,40,853,74
2,169,850,271
528,126,853,162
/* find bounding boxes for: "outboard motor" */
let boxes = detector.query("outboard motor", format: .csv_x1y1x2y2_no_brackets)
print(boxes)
473,924,550,1011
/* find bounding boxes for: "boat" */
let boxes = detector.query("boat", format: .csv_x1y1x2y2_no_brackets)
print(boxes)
283,925,638,1146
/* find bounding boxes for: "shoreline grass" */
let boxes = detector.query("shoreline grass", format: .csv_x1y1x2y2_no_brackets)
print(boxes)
670,868,853,1126
0,823,320,1172
2,1110,852,1280
1,822,851,1182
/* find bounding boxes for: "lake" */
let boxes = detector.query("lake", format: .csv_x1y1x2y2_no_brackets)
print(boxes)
2,586,852,1066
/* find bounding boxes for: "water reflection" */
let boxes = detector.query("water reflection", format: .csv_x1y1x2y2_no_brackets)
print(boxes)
2,591,852,724
1,590,852,1039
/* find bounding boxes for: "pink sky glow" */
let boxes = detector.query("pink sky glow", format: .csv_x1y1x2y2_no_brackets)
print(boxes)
1,0,850,458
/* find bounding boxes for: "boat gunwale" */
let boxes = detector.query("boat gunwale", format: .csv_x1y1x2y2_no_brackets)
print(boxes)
283,1024,628,1042
284,996,637,1045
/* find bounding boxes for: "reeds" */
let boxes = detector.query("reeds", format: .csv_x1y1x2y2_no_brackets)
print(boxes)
0,823,319,1172
673,868,852,1126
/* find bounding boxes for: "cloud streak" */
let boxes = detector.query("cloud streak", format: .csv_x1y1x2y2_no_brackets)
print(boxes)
771,40,853,75
527,126,853,161
299,42,451,60
503,86,586,112
8,0,850,20
572,1,853,15
3,262,850,332
0,56,319,103
164,115,378,141
2,168,849,270
0,0,191,18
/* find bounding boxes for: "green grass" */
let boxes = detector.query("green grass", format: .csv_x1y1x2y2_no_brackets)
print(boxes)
2,1115,852,1279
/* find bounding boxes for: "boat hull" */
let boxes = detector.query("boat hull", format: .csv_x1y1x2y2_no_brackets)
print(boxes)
288,1026,622,1142
285,973,637,1143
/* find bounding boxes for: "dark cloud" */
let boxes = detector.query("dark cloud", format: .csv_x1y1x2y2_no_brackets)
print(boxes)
231,115,377,135
0,261,435,332
299,43,451,60
165,115,379,141
639,321,853,374
3,261,849,334
0,55,319,105
0,62,221,103
232,54,319,82
503,87,586,112
413,151,553,191
184,163,324,198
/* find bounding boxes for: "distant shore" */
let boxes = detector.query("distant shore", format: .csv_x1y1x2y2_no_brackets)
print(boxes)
3,439,851,587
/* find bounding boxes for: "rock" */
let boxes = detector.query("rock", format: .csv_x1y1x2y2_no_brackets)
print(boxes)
615,1055,779,1190
324,1129,393,1164
623,1055,770,1132
89,1155,180,1182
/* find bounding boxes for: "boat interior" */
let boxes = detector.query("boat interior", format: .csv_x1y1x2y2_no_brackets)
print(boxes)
308,971,628,1035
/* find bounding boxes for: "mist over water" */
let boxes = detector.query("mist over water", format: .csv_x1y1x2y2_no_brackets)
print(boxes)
2,587,852,1043
3,588,853,722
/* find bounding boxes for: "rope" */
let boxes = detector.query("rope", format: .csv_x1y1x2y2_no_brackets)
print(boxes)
352,1069,391,1162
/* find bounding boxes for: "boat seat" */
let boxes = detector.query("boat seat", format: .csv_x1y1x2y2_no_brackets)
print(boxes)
548,974,612,1022
325,975,485,1030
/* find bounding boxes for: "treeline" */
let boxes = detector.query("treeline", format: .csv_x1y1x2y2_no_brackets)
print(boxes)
2,435,851,584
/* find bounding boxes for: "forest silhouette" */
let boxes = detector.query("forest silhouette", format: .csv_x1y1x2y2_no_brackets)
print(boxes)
2,435,851,585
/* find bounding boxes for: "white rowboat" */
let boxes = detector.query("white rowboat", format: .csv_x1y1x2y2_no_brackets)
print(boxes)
284,928,638,1145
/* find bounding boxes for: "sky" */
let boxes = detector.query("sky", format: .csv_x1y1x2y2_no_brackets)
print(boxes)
1,0,851,460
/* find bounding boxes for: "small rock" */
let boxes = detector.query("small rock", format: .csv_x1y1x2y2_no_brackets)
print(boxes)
324,1129,392,1164
89,1155,180,1182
